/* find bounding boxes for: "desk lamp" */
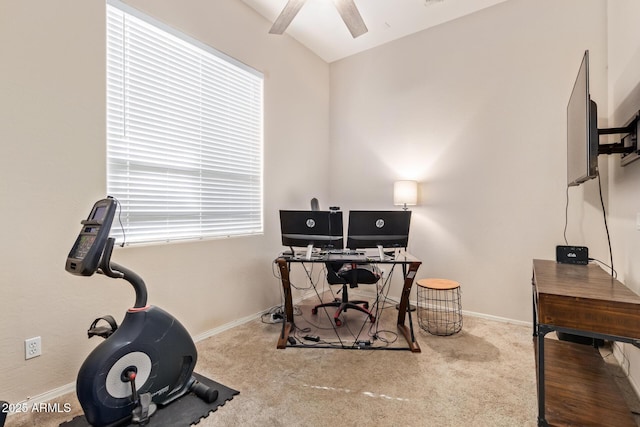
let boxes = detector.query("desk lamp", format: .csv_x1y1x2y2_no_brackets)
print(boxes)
393,180,418,211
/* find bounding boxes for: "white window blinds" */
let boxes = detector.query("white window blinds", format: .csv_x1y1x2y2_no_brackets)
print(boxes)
106,1,264,245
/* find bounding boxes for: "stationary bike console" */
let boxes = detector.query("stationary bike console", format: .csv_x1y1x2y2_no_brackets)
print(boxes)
66,198,218,426
66,197,117,276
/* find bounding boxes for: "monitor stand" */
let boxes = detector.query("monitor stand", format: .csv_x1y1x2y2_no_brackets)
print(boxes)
377,244,385,261
306,244,314,261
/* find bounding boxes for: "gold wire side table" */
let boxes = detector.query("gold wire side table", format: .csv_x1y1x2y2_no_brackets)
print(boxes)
416,278,462,336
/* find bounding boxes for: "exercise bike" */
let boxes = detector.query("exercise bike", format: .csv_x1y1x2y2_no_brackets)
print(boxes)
66,197,218,426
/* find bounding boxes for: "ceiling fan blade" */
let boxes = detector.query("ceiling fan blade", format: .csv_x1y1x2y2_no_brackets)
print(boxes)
333,0,368,38
269,0,307,35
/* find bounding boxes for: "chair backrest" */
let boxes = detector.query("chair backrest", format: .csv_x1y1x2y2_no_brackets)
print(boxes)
326,262,347,285
333,263,380,286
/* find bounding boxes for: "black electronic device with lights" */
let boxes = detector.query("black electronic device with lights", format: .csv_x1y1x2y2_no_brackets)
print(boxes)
567,50,640,187
65,197,219,427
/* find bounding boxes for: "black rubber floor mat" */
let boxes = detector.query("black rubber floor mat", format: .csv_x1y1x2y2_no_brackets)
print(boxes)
60,373,238,426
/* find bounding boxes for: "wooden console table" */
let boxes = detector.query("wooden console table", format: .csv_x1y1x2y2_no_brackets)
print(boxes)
532,259,640,426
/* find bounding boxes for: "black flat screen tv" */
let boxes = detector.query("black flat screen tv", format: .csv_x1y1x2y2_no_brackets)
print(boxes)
346,210,411,249
567,50,599,187
279,210,343,249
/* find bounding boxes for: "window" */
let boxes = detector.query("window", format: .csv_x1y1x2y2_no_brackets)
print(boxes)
106,1,263,245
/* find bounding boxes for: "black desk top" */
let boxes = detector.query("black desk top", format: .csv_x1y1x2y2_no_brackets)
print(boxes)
277,249,420,264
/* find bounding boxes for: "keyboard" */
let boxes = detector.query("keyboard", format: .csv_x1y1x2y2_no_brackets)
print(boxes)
327,253,369,262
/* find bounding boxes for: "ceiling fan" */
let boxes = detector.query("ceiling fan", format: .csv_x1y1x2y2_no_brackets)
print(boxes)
269,0,368,38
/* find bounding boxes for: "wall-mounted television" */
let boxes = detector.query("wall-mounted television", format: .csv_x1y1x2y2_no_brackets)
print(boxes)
567,50,599,187
566,50,639,186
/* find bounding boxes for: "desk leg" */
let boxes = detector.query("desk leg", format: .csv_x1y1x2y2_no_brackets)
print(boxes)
536,325,550,427
277,323,293,349
275,258,294,349
532,272,538,338
397,261,421,353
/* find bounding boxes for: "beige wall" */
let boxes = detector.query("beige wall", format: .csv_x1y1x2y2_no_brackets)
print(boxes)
4,0,638,411
328,0,608,321
0,0,329,403
606,0,640,399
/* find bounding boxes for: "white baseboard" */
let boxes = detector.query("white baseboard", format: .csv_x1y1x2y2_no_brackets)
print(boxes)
192,310,264,342
612,342,640,398
460,309,530,327
14,382,76,409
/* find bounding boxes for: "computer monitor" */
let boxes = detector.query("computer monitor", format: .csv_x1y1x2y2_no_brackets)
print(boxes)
279,210,344,252
346,211,411,255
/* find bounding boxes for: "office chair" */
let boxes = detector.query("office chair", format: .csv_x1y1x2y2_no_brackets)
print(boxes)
308,198,380,326
312,261,380,326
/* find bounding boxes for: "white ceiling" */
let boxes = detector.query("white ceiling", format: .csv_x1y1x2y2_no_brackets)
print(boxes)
241,0,511,63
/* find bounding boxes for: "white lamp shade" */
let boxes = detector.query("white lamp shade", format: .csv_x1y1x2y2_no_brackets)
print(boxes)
393,180,418,206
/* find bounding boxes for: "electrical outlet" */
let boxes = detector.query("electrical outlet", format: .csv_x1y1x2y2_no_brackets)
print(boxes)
25,336,42,360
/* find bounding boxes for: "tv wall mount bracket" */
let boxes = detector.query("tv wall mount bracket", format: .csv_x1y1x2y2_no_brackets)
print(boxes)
598,110,640,166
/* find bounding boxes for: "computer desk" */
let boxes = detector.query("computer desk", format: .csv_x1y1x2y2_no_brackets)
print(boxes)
274,250,422,352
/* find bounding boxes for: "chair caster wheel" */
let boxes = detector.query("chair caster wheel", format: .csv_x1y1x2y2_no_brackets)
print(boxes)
370,316,376,323
311,308,318,315
335,318,342,327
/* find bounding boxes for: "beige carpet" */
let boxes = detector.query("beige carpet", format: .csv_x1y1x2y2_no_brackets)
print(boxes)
7,301,640,427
